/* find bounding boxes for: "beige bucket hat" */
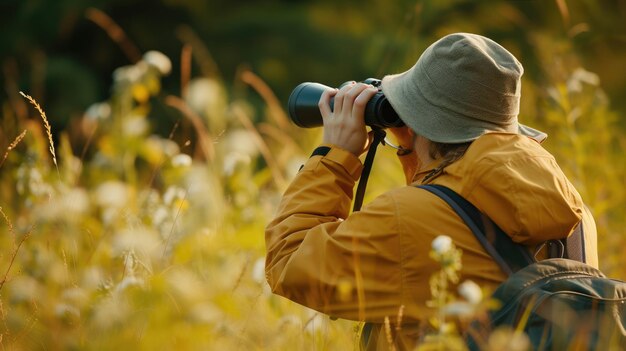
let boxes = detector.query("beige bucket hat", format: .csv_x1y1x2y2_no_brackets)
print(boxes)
381,33,547,143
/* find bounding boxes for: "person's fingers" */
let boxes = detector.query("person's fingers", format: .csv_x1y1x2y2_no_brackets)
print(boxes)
351,85,378,122
318,88,337,120
335,81,356,115
341,83,370,119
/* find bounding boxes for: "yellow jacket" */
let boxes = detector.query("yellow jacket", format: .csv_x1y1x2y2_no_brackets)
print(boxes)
265,133,598,350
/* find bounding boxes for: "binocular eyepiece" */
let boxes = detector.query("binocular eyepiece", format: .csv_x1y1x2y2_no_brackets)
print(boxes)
287,78,404,129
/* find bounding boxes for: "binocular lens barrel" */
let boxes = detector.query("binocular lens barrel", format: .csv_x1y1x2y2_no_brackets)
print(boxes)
287,82,404,129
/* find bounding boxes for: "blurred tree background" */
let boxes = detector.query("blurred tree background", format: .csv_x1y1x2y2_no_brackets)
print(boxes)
1,0,625,349
2,0,625,133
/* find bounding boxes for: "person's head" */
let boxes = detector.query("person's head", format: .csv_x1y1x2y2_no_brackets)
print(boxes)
382,33,546,146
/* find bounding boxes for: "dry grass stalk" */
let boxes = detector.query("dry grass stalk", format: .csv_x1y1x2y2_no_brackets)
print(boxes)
180,44,192,96
396,305,405,331
0,129,27,168
384,316,397,351
176,25,221,79
555,0,570,28
231,104,286,189
143,120,182,194
85,8,141,63
19,92,59,175
257,123,304,160
231,257,250,291
161,188,188,259
0,207,14,243
0,230,31,292
164,95,215,161
240,70,291,130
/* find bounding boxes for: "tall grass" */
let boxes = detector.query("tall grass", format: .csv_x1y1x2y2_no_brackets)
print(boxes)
0,44,354,350
0,28,624,351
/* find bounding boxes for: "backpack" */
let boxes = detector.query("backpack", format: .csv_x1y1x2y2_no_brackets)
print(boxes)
419,184,626,350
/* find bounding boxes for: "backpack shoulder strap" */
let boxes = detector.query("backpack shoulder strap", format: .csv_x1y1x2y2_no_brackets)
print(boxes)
565,221,586,263
418,184,534,276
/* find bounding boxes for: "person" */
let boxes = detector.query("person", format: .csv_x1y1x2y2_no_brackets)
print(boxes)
264,33,598,350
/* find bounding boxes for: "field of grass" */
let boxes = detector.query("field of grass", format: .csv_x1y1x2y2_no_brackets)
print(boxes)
0,35,624,350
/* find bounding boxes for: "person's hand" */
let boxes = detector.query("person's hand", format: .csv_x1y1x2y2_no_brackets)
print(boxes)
318,82,379,156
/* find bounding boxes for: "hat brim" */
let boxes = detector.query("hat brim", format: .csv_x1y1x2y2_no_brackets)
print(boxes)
518,124,548,143
381,72,548,144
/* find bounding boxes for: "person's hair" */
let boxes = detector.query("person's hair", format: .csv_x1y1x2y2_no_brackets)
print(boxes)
422,140,473,183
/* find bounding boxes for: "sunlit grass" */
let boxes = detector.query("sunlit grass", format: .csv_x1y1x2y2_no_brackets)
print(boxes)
0,31,624,350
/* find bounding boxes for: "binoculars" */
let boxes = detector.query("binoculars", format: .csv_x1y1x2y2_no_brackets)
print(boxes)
287,78,404,129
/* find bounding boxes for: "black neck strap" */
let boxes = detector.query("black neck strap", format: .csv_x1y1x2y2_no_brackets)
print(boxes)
418,184,535,275
353,128,387,212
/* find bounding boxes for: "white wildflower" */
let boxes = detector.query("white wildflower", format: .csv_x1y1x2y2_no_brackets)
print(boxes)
224,129,259,158
55,303,80,319
100,207,119,226
567,68,600,93
443,301,474,317
85,102,111,120
113,62,148,83
37,187,89,222
458,280,483,304
152,206,169,227
146,136,180,157
190,303,221,324
432,235,453,254
63,188,90,215
251,257,266,284
95,181,128,209
26,167,53,197
163,186,186,206
166,269,204,303
112,227,161,258
223,151,250,176
114,275,144,294
140,188,160,206
9,276,42,302
143,50,171,75
122,115,148,136
171,153,192,168
93,297,128,328
81,266,105,290
62,287,88,306
546,87,562,103
184,78,226,114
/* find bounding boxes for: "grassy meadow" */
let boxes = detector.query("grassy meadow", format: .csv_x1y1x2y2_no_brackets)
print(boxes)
1,23,625,351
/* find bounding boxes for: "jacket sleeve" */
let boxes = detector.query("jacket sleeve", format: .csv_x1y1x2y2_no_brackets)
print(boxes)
265,145,405,322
